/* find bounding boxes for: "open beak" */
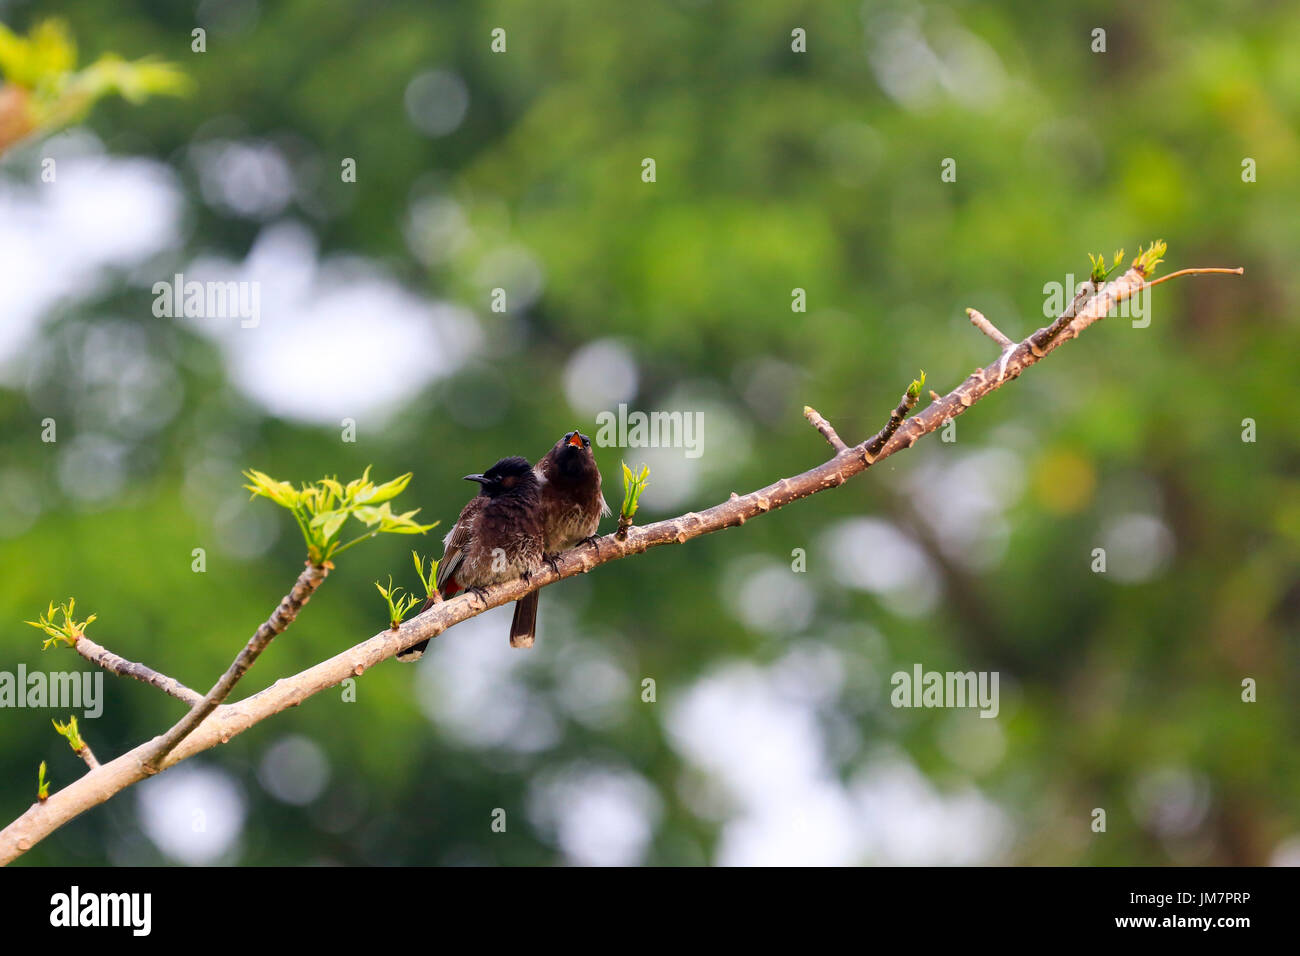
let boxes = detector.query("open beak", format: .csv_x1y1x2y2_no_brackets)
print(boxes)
567,433,584,448
463,473,488,484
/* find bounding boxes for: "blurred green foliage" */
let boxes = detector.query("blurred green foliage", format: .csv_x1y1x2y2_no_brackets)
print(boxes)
0,0,1297,866
0,17,187,151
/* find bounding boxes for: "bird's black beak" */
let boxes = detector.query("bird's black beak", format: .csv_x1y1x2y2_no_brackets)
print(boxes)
464,473,488,484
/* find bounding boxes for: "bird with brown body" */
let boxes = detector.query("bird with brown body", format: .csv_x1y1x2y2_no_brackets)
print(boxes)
397,456,544,661
502,431,608,647
537,430,609,555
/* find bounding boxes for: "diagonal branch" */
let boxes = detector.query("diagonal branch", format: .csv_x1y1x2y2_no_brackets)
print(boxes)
864,381,922,462
72,635,202,707
72,741,100,771
140,561,329,772
803,405,848,452
0,255,1241,865
966,307,1013,350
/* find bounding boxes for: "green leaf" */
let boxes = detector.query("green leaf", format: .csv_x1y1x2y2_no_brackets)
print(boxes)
358,472,412,505
243,469,299,508
52,715,85,752
310,510,349,542
353,503,390,527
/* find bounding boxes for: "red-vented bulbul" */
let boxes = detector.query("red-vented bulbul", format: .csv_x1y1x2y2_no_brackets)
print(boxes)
537,430,609,554
397,455,544,661
500,431,608,648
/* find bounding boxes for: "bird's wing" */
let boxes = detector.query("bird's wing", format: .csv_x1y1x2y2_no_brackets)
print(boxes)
596,473,612,517
436,496,481,593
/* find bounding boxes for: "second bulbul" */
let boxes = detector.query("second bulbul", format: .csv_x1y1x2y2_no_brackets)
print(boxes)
397,455,544,661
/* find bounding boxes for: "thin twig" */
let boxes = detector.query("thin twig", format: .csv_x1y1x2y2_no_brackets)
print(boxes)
1027,279,1099,356
803,405,848,452
864,386,920,461
967,307,1018,381
74,636,202,707
1144,266,1244,289
74,744,100,771
966,308,1013,349
141,561,329,772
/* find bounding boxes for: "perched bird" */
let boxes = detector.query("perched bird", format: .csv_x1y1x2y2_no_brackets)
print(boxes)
536,430,610,555
496,430,609,649
397,456,544,661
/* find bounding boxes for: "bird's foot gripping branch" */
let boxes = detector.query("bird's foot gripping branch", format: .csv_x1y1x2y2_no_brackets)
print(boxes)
0,244,1242,864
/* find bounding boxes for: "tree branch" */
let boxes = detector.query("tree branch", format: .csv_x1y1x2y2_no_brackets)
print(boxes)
72,635,202,708
73,743,100,771
0,256,1241,865
803,406,848,452
966,307,1013,350
140,561,329,772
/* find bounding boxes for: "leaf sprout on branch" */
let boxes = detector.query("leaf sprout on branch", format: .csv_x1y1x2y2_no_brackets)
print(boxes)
375,575,420,630
51,715,86,754
412,550,440,600
242,466,437,565
26,599,95,650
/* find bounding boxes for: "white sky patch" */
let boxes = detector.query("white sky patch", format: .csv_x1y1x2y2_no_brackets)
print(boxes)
1100,513,1175,583
258,735,331,805
0,136,183,376
472,244,545,313
136,763,247,865
666,657,1011,865
72,322,185,437
563,339,639,418
720,556,816,635
851,749,1013,865
1270,835,1300,867
1129,766,1211,838
548,635,633,731
56,434,129,505
821,517,939,616
527,762,662,866
899,447,1024,571
405,194,471,267
191,138,295,219
0,136,472,427
416,606,560,753
864,7,1007,111
177,220,481,425
665,658,863,865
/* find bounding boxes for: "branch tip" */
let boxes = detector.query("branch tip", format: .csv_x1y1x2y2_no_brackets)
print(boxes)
967,307,1014,349
803,405,848,452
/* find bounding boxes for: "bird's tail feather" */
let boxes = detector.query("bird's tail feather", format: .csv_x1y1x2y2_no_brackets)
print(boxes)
509,591,539,648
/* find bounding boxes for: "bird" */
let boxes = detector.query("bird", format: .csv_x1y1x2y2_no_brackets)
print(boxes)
499,430,610,649
536,430,610,556
397,455,544,661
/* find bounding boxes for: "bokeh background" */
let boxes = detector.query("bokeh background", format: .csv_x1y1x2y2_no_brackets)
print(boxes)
1,0,1297,866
